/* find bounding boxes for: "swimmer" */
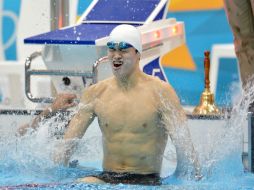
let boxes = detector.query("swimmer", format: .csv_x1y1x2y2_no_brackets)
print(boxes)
54,24,201,185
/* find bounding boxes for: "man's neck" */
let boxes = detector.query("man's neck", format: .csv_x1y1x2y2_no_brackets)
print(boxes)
115,68,142,90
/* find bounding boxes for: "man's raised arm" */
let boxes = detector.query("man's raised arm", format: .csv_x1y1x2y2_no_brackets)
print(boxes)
159,83,201,180
53,88,96,166
17,93,77,136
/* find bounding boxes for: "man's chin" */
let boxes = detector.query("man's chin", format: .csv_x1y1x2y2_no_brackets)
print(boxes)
113,71,127,80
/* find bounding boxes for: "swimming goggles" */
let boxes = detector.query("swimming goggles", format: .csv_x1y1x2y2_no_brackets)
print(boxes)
107,41,133,51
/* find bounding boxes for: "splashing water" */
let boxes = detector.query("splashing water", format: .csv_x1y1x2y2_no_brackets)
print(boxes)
202,76,254,178
0,105,102,186
159,77,254,187
0,78,254,189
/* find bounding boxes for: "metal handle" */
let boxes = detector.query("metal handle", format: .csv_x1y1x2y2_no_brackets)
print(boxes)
25,51,108,103
204,51,210,89
92,56,109,84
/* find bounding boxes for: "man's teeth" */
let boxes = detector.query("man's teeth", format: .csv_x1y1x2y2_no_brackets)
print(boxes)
113,62,123,67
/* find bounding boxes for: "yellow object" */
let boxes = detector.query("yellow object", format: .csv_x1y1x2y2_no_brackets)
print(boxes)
192,88,221,115
161,44,196,70
193,51,221,115
169,0,224,11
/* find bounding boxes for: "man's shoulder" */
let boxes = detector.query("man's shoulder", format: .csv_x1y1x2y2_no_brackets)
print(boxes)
144,74,172,91
87,77,113,91
81,77,114,101
143,74,179,103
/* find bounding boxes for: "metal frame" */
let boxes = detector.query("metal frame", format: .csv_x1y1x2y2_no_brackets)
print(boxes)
25,51,108,103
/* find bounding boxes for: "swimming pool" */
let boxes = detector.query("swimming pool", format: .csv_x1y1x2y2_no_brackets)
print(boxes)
0,107,254,190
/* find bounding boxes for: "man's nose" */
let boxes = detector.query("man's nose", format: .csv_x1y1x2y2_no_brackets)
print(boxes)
112,50,122,59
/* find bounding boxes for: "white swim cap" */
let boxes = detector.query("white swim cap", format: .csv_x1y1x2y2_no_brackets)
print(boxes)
108,24,142,53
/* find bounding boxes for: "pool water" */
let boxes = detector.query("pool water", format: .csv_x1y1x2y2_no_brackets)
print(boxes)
0,161,254,190
1,116,253,190
1,79,254,190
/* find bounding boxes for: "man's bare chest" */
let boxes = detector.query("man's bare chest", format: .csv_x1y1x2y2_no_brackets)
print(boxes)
94,89,159,130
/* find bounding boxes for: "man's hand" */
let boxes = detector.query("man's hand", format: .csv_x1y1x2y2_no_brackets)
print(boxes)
53,139,77,166
17,93,78,136
50,93,78,112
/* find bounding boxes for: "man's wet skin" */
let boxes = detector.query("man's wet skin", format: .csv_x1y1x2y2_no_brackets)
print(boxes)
55,25,200,184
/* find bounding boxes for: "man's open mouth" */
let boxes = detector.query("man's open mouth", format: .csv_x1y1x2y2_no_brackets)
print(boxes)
113,61,123,68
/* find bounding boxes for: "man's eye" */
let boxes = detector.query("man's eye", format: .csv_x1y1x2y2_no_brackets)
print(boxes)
120,48,128,52
109,48,116,52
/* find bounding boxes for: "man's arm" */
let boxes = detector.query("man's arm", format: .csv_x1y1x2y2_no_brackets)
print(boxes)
159,83,201,180
17,93,77,136
53,88,96,165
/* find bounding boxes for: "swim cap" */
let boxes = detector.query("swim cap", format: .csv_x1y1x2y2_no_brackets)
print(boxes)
108,24,142,53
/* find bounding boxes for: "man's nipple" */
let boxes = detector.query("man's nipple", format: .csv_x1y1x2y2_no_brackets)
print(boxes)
142,123,147,128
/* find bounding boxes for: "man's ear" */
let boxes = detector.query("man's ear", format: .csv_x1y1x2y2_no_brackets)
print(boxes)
136,51,141,60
